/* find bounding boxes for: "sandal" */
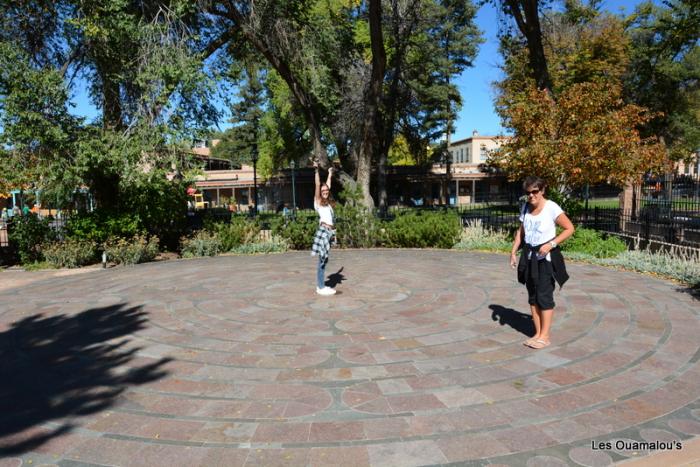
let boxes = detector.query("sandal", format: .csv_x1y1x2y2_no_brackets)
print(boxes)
523,338,538,347
527,339,550,349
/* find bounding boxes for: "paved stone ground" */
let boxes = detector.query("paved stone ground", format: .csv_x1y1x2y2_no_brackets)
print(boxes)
0,250,698,467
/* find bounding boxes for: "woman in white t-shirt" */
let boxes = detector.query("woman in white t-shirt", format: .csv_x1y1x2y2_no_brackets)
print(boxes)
510,176,575,349
310,161,337,296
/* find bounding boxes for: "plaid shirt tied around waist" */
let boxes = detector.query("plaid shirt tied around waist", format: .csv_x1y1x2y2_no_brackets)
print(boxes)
311,225,334,261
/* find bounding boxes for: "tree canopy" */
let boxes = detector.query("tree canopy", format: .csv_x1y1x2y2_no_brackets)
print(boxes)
491,1,674,194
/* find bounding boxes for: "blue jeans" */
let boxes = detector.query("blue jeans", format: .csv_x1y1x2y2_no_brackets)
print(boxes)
317,257,328,289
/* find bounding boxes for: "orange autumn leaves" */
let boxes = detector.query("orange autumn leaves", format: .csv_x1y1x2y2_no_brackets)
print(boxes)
490,81,667,190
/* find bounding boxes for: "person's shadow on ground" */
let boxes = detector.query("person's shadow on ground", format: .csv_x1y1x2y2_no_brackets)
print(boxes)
0,303,171,455
325,267,346,288
489,304,535,337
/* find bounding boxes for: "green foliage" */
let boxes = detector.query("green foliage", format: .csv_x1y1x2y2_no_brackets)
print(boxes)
625,0,700,159
0,42,83,194
8,214,56,264
180,231,222,258
65,211,142,244
121,177,189,250
334,205,382,249
454,219,512,252
231,236,290,254
270,211,317,250
560,227,627,258
104,235,159,265
209,216,261,251
211,65,266,168
42,239,98,268
383,210,461,249
22,261,57,271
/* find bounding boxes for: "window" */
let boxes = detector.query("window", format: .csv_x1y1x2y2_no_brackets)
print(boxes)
466,147,471,163
480,144,488,161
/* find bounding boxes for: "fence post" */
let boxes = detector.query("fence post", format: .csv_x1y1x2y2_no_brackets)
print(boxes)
594,207,599,230
644,210,650,244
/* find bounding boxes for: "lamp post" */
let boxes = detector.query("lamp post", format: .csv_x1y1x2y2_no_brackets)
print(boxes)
290,160,297,218
251,142,259,217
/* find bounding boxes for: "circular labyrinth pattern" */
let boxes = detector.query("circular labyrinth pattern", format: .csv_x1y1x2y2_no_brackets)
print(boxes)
0,250,698,466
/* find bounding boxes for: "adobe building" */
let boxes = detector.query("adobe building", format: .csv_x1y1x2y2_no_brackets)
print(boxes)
190,131,513,211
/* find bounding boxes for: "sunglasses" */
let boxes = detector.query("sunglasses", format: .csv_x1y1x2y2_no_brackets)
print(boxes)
525,189,541,196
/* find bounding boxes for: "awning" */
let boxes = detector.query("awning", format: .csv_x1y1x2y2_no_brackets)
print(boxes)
195,180,258,189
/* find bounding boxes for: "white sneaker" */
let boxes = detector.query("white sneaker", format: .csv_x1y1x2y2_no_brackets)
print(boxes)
316,286,336,296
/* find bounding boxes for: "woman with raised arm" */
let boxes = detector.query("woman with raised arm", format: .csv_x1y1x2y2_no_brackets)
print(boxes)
311,162,337,296
510,176,575,349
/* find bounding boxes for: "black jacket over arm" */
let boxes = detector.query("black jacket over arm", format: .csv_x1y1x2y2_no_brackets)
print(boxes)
517,242,569,288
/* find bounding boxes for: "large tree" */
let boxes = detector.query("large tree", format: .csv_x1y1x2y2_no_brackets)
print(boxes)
492,6,667,196
0,0,231,209
206,0,481,207
624,0,700,160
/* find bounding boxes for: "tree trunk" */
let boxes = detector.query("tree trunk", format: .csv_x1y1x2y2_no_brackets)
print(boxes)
356,149,374,207
377,151,388,214
357,0,387,209
503,0,553,94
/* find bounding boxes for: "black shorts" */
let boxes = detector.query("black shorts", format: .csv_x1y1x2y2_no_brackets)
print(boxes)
525,258,556,309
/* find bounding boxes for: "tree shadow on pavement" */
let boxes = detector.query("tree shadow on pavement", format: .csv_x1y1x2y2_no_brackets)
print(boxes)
0,303,171,455
489,304,535,337
325,267,346,288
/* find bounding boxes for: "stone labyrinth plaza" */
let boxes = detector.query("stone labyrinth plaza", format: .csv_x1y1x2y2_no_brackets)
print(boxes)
1,250,699,466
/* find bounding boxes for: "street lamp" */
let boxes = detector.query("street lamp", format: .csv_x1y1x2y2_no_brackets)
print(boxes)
290,160,297,218
251,142,259,217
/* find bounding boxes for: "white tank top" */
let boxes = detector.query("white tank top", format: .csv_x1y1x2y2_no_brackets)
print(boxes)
314,199,334,226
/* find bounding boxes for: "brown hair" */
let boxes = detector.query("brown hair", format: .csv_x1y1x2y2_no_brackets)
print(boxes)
318,184,336,208
522,176,546,192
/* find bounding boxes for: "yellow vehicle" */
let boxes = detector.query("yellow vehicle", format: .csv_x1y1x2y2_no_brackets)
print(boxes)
192,193,209,210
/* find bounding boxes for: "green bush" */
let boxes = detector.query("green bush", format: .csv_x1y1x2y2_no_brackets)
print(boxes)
104,235,159,265
454,219,512,252
209,216,261,251
231,236,290,254
65,210,141,244
180,231,222,257
42,239,98,268
561,227,627,258
383,210,461,248
270,211,317,250
335,205,382,248
8,214,56,264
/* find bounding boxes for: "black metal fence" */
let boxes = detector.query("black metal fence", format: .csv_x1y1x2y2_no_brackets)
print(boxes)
2,174,699,265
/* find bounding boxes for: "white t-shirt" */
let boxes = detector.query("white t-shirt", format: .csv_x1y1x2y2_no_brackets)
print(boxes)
314,199,334,226
519,199,563,261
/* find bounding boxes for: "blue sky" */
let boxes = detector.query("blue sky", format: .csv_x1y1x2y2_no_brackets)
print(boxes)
70,0,651,140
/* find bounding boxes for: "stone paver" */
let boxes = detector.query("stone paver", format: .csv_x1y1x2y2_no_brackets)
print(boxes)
0,250,698,466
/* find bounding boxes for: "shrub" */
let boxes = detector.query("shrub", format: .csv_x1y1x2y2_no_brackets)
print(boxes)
231,235,290,254
210,216,261,251
104,235,159,265
42,239,98,268
601,248,700,286
335,205,382,249
454,219,512,252
121,178,188,250
180,231,222,258
8,214,56,264
383,210,461,249
561,227,627,258
65,210,141,244
270,211,317,250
